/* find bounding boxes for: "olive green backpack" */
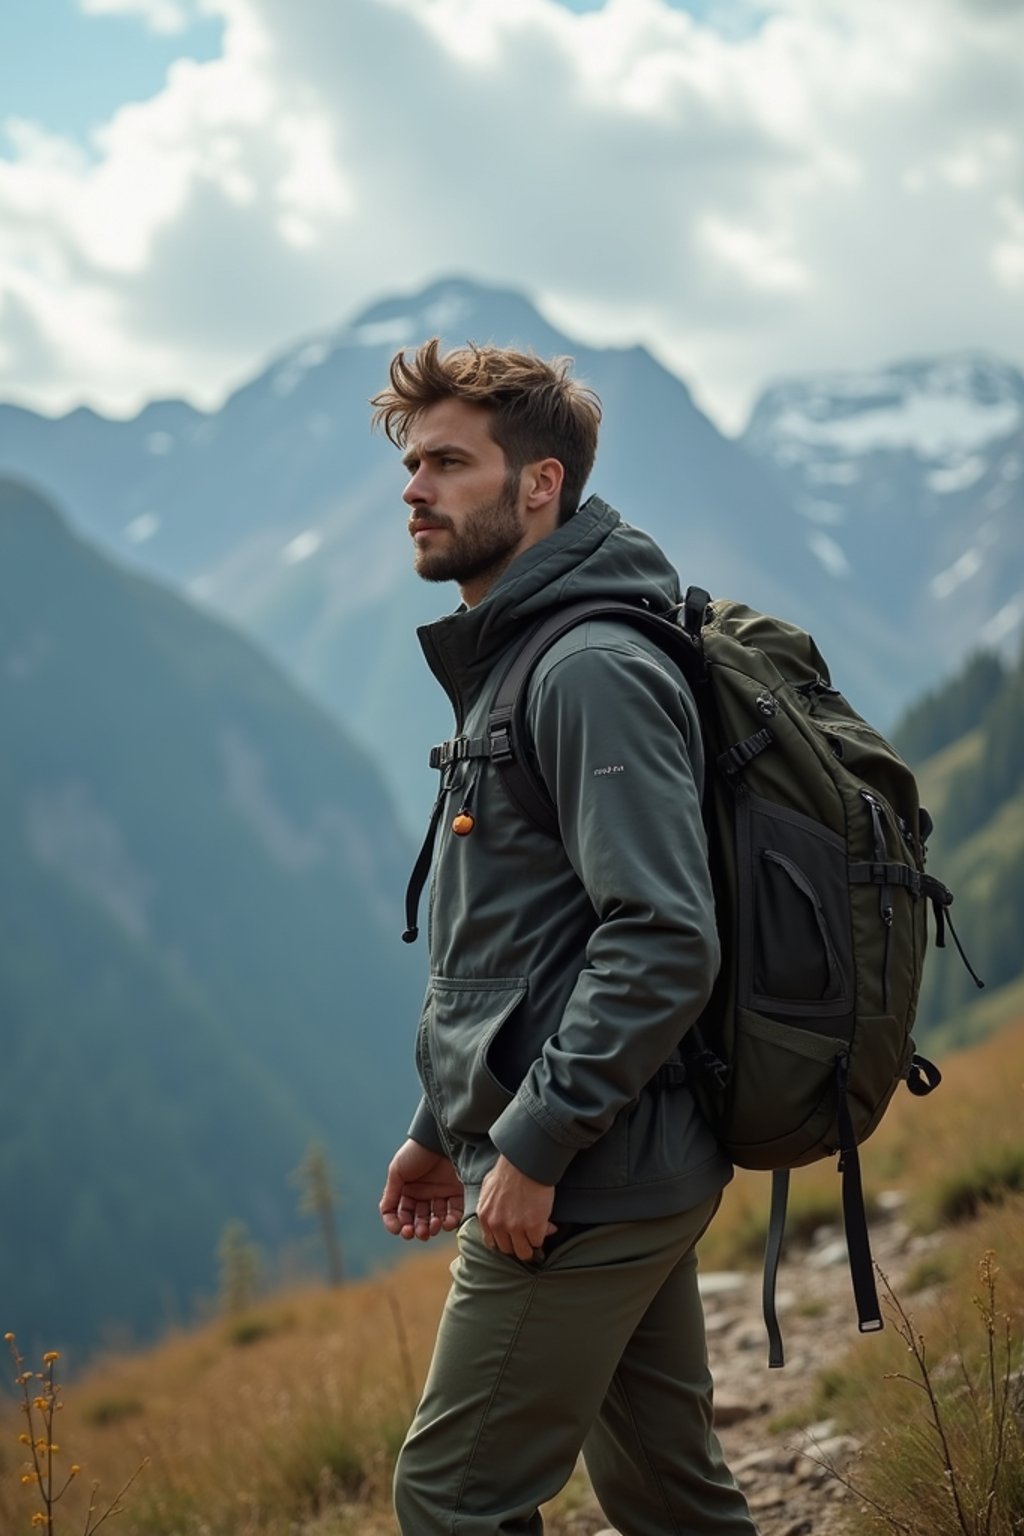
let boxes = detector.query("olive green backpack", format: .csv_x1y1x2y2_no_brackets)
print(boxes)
461,588,983,1365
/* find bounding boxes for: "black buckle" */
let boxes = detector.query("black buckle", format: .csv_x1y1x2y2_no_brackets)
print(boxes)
429,737,469,771
489,722,514,765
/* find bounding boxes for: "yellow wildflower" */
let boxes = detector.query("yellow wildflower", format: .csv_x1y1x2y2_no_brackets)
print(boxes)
19,1433,31,1445
3,1331,14,1342
21,1472,35,1485
33,1397,48,1410
42,1352,59,1365
70,1464,81,1477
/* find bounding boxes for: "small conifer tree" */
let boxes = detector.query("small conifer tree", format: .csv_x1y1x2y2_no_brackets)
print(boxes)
294,1142,344,1286
217,1220,263,1315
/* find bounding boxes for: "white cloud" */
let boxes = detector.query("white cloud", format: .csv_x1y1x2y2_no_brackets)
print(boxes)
80,0,192,35
1,0,1023,430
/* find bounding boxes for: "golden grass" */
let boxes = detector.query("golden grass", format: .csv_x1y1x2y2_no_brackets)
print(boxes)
808,1200,1024,1535
1,1252,455,1536
3,1017,1022,1535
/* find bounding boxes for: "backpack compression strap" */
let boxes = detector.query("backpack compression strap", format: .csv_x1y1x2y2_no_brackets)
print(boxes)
763,1054,884,1370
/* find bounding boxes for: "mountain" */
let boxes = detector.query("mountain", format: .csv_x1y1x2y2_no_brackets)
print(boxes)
3,282,1023,835
742,354,1024,674
891,635,1024,1042
0,481,422,1358
0,277,917,831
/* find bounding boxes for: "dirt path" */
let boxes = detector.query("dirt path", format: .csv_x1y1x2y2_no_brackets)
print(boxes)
556,1198,936,1536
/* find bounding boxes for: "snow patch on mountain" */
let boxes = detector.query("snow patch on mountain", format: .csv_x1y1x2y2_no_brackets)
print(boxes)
282,529,322,565
125,513,160,544
770,396,1020,460
805,461,861,486
745,356,1024,466
799,498,845,525
350,318,413,349
980,593,1024,647
273,341,330,398
927,457,985,494
931,547,985,600
807,530,850,577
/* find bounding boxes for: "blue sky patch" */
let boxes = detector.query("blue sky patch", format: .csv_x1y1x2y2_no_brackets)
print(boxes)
1,0,223,151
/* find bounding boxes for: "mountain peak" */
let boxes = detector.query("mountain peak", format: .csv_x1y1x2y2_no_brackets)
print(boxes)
744,352,1024,465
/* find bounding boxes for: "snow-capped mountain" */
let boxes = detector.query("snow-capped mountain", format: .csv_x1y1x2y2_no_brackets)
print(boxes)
2,286,1022,828
742,356,1024,658
0,278,837,825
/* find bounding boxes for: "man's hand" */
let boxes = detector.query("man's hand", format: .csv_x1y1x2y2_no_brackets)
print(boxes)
476,1154,556,1262
379,1139,465,1241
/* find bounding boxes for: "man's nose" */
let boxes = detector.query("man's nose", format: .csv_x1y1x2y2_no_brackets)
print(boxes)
403,467,433,506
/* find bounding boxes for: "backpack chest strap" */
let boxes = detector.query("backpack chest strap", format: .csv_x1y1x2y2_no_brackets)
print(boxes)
428,735,489,771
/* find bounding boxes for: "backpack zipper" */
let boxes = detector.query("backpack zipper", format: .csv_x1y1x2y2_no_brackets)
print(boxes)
861,791,893,1011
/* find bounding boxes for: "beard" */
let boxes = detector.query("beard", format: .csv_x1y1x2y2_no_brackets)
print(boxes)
413,472,525,589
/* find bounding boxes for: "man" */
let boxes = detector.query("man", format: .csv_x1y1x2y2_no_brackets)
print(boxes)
373,340,758,1536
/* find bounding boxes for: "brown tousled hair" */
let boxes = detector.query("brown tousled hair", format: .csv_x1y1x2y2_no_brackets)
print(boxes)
370,338,602,523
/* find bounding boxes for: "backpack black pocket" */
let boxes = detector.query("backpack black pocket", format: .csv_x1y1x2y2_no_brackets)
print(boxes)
737,791,853,1026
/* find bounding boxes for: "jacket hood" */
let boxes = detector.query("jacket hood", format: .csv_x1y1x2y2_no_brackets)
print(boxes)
418,495,681,713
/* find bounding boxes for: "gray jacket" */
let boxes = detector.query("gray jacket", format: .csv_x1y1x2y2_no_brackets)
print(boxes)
407,495,731,1221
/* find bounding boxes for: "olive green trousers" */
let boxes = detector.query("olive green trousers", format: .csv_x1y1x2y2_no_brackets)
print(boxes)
394,1197,759,1535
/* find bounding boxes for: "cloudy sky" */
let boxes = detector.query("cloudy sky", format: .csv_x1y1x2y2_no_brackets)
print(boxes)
2,0,1023,432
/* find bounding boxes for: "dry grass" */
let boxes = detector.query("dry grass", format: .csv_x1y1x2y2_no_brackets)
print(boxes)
810,1200,1024,1535
3,1018,1023,1535
1,1255,454,1536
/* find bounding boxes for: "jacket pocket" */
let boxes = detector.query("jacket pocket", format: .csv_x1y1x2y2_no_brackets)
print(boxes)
419,977,528,1142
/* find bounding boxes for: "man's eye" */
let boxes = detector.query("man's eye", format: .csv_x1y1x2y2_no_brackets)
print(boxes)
440,457,459,468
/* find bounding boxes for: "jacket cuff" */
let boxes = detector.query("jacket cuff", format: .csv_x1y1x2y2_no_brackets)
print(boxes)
407,1097,447,1155
489,1094,581,1185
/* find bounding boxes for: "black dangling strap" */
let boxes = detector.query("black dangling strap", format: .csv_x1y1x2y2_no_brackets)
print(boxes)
907,1053,942,1097
763,1170,789,1369
402,792,446,943
835,1056,883,1336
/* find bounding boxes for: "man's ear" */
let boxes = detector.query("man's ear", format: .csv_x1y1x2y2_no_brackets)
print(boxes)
523,457,564,515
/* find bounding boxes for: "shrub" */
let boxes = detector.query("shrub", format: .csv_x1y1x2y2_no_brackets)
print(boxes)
815,1247,1024,1535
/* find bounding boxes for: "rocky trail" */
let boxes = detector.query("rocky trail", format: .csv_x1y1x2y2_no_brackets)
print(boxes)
561,1194,942,1536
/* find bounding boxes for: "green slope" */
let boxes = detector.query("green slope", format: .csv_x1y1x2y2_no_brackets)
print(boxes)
893,641,1024,1042
0,481,422,1359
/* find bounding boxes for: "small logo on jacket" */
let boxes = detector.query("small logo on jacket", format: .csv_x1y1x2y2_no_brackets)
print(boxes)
593,764,625,777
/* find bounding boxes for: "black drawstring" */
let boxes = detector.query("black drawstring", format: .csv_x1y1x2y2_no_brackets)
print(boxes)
402,791,446,943
943,907,985,990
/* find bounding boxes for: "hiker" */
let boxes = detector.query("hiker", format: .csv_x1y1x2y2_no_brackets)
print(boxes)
373,340,759,1536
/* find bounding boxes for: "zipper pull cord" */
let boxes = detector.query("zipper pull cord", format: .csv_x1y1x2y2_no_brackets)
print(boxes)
403,768,455,943
942,906,985,990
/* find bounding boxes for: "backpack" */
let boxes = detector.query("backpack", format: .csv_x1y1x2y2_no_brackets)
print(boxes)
419,588,983,1366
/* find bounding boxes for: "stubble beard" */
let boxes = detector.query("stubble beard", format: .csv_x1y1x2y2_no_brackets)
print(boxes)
414,471,525,590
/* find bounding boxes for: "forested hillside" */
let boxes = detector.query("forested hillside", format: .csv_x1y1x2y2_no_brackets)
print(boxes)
893,641,1024,1040
0,481,422,1358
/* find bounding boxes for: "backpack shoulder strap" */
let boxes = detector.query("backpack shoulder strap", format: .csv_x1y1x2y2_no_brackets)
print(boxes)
489,598,702,837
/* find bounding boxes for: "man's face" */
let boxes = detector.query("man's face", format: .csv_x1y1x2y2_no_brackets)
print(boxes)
402,398,527,605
